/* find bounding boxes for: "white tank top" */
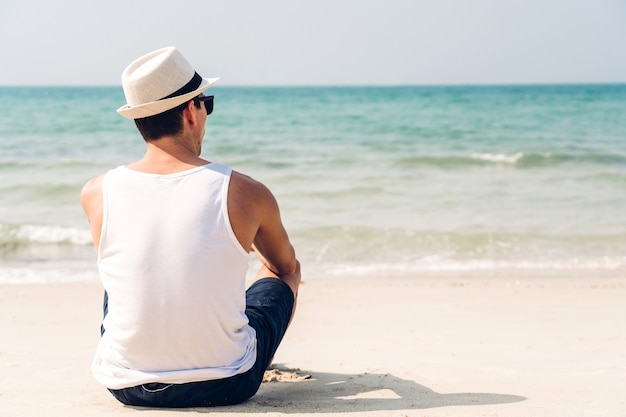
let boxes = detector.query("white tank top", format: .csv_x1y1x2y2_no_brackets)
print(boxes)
92,163,256,389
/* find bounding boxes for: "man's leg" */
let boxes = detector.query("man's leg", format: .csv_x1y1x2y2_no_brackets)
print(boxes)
245,267,297,374
254,262,300,322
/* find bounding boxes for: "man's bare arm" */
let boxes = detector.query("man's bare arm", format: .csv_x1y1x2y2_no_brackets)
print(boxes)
228,171,301,296
80,175,104,251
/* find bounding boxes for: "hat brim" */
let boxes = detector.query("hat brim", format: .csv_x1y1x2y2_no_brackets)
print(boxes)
116,77,219,119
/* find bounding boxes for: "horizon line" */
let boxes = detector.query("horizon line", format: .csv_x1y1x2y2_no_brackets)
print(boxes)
1,81,626,89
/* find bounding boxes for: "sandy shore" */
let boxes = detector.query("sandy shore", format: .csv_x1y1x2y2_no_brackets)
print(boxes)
1,275,625,416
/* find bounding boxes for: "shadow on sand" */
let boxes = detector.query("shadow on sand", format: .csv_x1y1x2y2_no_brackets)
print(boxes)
176,366,526,414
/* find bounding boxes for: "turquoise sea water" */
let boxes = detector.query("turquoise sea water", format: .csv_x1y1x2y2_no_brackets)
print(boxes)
1,84,625,283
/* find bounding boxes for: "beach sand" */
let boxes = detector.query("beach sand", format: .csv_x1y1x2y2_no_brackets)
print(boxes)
1,275,625,417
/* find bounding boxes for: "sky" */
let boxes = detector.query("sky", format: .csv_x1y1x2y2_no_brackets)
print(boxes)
1,0,625,86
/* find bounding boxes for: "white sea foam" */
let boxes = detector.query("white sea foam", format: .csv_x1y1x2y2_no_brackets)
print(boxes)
321,256,626,278
0,224,92,245
470,152,524,164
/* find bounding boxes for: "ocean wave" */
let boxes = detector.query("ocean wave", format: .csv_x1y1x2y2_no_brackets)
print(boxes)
3,256,623,284
397,152,626,169
291,226,626,275
320,256,626,277
470,152,524,164
0,160,38,170
0,224,92,246
0,183,81,199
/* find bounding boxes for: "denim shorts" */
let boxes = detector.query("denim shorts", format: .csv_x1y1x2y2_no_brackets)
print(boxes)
106,278,294,408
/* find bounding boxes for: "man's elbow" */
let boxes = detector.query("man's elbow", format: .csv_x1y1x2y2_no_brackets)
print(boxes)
278,255,300,278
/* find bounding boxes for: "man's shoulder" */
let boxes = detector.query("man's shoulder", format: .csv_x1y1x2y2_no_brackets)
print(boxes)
80,174,106,217
230,170,269,193
81,174,105,198
229,170,276,208
226,170,279,250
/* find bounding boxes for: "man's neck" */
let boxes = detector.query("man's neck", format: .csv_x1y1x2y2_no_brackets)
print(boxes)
127,137,210,174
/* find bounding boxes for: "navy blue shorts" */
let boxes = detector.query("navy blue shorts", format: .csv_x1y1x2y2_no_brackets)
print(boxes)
106,278,294,408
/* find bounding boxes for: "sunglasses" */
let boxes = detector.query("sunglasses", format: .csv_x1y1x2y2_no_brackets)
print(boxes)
194,95,214,115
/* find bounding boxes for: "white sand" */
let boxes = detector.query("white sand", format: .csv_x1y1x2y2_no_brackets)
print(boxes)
1,275,625,416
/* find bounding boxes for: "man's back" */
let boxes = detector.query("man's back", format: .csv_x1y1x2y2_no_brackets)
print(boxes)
94,164,256,389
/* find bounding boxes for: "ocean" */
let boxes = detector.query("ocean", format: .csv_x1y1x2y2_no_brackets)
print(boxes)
1,84,625,283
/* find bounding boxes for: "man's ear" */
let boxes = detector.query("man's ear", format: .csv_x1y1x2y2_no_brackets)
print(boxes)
183,100,198,125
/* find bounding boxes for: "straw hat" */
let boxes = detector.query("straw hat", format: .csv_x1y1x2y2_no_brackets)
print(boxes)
117,47,219,119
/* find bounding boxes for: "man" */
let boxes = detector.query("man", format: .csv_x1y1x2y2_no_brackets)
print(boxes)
80,46,301,408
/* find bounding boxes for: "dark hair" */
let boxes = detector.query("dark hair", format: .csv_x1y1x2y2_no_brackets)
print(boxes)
134,99,202,141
